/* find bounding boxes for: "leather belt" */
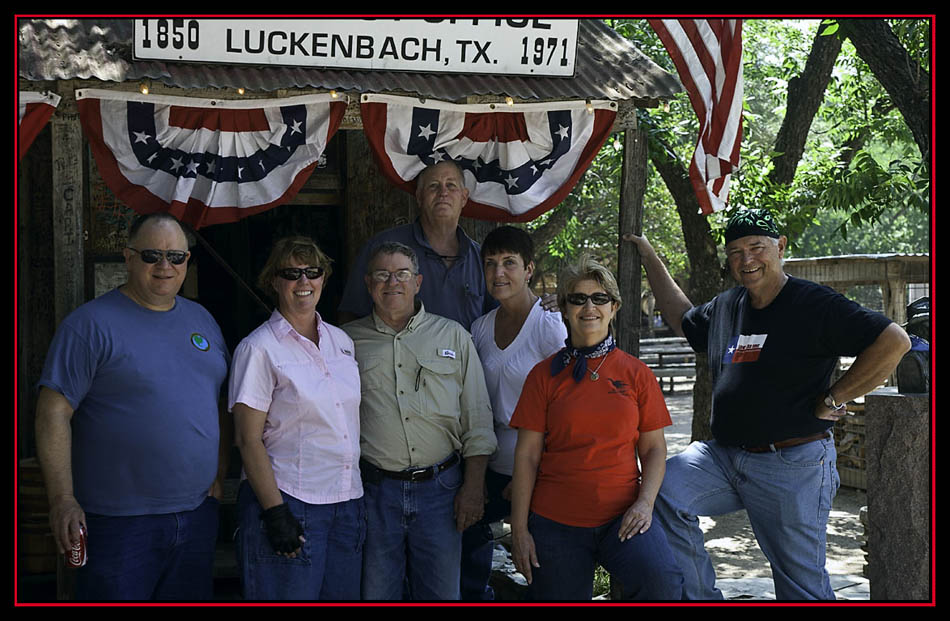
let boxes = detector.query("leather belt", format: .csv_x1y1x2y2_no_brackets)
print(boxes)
742,431,831,453
360,452,460,483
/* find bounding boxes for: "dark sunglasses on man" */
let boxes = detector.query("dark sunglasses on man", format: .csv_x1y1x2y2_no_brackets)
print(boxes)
127,247,189,265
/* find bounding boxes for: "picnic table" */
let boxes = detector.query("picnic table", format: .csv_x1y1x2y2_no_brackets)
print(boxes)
638,337,696,392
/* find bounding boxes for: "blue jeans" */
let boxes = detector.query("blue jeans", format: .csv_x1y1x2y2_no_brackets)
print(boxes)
75,496,219,600
360,457,463,600
653,437,840,600
235,481,365,600
460,469,512,600
527,511,684,601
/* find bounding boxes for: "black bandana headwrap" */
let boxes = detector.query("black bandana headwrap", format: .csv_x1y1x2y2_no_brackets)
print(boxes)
724,209,780,244
550,334,617,383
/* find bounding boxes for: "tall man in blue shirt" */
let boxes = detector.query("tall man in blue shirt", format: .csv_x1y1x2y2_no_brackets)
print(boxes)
338,160,495,331
35,213,231,600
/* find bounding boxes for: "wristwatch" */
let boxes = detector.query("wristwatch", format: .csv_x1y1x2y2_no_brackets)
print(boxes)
823,390,844,411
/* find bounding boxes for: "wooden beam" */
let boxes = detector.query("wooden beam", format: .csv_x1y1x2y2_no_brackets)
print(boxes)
615,121,647,357
50,82,85,323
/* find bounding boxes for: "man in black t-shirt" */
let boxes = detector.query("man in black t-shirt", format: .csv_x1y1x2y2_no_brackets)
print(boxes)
625,210,910,600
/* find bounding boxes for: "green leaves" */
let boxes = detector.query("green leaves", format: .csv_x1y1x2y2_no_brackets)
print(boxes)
819,19,840,36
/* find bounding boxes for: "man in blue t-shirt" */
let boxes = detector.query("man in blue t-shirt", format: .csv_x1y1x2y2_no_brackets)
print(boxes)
36,213,230,601
625,209,910,600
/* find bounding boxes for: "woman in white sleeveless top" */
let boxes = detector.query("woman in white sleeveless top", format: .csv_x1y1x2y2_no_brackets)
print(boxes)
461,226,566,600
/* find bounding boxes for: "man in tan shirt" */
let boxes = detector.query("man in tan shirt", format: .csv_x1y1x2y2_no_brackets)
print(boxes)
343,241,496,601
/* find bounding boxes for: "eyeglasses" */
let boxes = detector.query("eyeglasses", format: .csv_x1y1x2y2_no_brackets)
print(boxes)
369,269,415,283
277,267,325,281
566,292,614,306
127,247,188,265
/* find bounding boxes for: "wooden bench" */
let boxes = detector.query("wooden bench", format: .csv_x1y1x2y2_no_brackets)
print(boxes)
638,337,696,392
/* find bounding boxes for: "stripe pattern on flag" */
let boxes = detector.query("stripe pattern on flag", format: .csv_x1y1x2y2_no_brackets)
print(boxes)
361,94,617,222
649,19,743,215
18,91,61,161
76,89,346,229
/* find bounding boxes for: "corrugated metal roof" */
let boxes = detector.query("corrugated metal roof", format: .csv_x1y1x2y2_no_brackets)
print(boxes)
785,253,930,261
18,18,681,104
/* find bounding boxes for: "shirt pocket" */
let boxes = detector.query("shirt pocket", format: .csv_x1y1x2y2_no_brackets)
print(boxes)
417,357,461,419
357,356,386,393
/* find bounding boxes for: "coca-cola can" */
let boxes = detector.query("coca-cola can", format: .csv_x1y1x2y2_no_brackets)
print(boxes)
65,524,87,568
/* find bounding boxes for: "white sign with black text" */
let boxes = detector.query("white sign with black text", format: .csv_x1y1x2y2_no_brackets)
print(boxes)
133,18,579,77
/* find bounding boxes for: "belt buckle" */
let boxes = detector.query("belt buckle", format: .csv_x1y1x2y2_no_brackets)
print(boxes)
408,467,430,482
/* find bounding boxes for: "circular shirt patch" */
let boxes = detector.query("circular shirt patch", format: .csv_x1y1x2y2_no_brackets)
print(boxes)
191,333,211,351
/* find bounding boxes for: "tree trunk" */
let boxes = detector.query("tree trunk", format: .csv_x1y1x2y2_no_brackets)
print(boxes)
647,136,721,441
770,29,843,185
837,19,932,177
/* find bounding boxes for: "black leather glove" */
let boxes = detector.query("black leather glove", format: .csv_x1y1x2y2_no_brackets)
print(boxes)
260,503,304,555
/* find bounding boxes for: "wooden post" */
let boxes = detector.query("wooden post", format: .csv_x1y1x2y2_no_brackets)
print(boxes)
344,129,415,271
50,83,85,324
612,123,648,602
49,82,84,601
615,121,648,358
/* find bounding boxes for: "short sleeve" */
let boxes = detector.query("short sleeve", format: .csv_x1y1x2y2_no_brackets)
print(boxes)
681,302,713,353
634,364,672,432
816,290,894,357
538,310,569,357
37,320,98,411
228,340,277,413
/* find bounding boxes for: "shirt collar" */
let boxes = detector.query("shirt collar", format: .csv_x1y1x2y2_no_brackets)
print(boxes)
411,218,473,251
268,308,323,341
370,300,426,335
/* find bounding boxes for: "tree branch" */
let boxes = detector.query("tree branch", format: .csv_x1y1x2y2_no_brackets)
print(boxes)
837,19,931,177
769,27,842,186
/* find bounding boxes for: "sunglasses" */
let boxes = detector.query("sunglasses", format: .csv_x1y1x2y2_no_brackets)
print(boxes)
566,292,614,306
127,247,188,265
277,267,325,281
369,269,416,283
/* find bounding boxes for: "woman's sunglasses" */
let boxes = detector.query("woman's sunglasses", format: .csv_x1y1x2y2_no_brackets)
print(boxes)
566,292,613,306
277,267,325,281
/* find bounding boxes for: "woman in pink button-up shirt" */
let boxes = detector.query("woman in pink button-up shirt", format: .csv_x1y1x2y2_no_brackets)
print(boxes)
229,236,364,600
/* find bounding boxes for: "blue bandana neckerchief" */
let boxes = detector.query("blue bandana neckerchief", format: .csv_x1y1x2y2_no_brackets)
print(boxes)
550,334,617,383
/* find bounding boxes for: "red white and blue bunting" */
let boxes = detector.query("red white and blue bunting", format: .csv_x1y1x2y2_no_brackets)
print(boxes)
361,94,617,222
76,89,346,229
18,91,61,161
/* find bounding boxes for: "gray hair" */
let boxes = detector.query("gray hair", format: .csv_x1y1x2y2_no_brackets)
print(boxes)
366,241,420,274
415,160,466,186
557,254,623,335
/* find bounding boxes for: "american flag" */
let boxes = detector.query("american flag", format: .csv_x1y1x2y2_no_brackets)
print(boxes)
649,19,744,215
361,94,617,222
76,90,346,229
18,91,61,161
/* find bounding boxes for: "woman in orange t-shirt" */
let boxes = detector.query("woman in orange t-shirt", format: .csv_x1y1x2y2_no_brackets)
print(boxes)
509,256,684,601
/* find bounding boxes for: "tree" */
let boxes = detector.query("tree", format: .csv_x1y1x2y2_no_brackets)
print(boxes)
836,19,931,178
